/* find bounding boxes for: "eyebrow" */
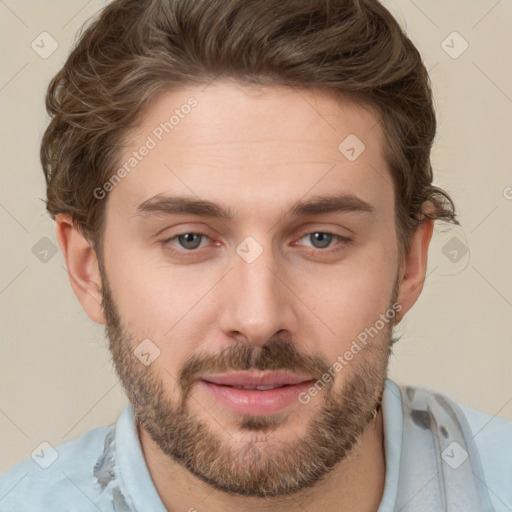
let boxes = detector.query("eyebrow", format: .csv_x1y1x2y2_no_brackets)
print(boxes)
134,192,375,221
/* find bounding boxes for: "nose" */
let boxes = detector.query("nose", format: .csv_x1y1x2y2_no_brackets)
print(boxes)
218,243,299,347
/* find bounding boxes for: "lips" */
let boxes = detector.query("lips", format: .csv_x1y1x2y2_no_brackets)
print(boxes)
201,371,312,389
198,371,315,415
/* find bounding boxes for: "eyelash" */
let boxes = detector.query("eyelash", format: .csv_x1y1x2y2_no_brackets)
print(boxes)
161,231,352,258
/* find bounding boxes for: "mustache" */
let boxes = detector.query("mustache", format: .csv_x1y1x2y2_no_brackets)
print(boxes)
178,339,332,399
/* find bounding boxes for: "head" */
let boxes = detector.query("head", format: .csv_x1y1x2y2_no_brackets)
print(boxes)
45,0,457,498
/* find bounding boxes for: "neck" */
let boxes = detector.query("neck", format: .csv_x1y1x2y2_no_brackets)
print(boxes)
138,407,386,512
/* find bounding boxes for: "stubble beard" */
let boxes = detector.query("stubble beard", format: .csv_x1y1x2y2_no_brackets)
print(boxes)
99,264,395,498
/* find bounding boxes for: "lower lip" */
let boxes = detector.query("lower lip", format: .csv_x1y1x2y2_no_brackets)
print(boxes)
199,380,314,416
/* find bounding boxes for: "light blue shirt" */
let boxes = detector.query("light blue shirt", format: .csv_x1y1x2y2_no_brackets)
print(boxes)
1,380,511,511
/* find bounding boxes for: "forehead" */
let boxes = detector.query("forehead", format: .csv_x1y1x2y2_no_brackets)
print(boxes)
107,81,392,221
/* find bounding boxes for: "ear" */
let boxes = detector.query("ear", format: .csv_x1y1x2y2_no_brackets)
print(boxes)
395,206,435,323
55,213,106,325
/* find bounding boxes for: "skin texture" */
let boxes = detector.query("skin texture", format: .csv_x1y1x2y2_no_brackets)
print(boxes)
56,81,434,512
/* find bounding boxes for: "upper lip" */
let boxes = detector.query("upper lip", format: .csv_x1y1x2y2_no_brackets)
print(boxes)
201,371,313,388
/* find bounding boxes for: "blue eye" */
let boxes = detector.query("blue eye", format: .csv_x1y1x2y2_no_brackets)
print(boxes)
167,232,209,251
161,230,351,259
297,231,349,251
307,232,334,249
178,233,204,250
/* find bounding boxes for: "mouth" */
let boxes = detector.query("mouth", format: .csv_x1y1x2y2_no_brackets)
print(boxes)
202,370,312,388
198,371,315,416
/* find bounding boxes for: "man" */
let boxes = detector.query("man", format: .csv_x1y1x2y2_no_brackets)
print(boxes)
0,0,510,510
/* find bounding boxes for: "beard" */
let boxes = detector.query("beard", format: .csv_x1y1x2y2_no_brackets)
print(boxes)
99,262,395,498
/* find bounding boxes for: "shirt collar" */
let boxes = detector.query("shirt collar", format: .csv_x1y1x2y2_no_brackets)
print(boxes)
114,405,169,512
377,379,404,511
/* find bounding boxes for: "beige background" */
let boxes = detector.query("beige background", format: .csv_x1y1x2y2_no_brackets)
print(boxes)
1,0,511,474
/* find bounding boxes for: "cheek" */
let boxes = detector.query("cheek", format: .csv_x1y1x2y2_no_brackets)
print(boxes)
293,244,397,355
103,243,221,364
108,266,209,333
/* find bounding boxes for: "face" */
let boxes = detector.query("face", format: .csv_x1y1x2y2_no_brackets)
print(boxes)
98,82,401,497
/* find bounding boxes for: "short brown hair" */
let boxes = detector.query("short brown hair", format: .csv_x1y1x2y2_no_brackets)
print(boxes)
41,0,457,259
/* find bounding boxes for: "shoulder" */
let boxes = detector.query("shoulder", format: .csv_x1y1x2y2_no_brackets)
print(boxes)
0,424,115,512
406,382,512,511
461,401,512,451
459,402,512,511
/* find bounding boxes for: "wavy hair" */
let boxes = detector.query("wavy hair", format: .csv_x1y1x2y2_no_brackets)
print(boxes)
41,0,457,258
